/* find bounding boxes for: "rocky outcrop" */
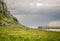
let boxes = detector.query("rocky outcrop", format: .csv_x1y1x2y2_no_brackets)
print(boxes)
0,0,19,26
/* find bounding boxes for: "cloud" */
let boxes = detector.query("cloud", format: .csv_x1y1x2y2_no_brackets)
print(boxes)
14,15,54,27
5,0,60,14
5,0,60,27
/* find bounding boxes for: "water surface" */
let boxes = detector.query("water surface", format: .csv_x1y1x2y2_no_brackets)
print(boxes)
43,29,60,32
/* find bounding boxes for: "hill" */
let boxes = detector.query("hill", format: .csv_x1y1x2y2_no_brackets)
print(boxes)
0,26,60,41
0,0,19,26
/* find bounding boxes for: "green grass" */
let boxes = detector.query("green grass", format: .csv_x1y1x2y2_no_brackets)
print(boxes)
0,26,60,41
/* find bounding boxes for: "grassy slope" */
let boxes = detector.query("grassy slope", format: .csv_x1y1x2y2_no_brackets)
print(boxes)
0,2,18,25
0,26,60,41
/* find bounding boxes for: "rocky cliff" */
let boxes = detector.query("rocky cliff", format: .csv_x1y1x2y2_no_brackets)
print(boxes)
0,0,19,26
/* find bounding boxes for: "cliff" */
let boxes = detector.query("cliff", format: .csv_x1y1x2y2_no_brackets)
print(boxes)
0,0,19,26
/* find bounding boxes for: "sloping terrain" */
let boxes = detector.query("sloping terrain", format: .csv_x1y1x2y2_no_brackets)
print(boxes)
0,26,60,41
0,0,19,26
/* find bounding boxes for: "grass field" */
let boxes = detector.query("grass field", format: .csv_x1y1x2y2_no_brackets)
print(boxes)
0,26,60,41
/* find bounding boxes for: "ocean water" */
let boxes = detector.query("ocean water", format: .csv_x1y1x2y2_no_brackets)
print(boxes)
43,29,60,32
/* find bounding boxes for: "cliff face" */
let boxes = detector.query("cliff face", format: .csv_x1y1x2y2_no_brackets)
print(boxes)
0,0,19,26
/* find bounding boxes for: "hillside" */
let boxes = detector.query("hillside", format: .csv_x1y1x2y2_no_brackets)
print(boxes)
0,0,19,26
0,26,60,41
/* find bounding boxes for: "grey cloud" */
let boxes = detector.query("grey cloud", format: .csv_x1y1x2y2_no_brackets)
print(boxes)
5,0,60,27
14,15,53,27
5,0,60,15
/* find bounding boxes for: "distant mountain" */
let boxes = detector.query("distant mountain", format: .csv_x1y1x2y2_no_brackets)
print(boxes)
0,0,19,26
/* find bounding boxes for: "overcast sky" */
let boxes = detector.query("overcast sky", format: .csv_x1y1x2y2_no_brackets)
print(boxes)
5,0,60,28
